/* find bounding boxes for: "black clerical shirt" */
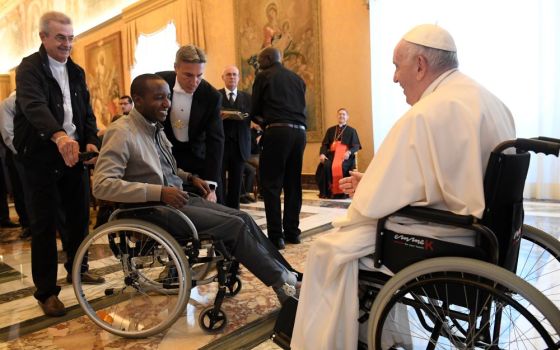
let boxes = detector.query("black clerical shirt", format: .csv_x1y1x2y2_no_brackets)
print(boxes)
250,62,307,127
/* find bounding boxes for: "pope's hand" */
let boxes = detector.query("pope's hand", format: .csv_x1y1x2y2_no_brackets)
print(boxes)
339,170,363,198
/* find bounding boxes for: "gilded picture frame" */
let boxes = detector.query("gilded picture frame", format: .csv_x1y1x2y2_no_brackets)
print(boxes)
84,32,125,131
235,0,323,141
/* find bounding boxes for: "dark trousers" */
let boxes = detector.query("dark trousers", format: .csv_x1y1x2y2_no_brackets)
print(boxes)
0,156,10,222
221,143,245,209
6,152,30,226
24,159,90,302
242,162,256,195
259,127,306,240
180,197,295,286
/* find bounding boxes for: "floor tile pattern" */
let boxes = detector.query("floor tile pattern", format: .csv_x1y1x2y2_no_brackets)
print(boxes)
0,195,558,349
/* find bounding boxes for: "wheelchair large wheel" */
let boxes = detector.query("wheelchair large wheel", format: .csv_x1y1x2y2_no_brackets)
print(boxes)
368,257,560,349
72,219,191,338
518,224,560,306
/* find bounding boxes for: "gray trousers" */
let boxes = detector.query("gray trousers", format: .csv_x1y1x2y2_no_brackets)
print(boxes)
180,197,295,287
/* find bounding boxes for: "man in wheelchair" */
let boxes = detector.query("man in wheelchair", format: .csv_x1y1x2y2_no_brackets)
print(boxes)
92,73,301,304
290,24,516,349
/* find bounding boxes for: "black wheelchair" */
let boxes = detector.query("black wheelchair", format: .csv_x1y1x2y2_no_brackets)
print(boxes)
71,203,242,338
274,137,560,349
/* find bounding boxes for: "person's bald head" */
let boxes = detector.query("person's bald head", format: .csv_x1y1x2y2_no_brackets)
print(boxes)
222,65,240,90
392,24,459,105
257,47,282,70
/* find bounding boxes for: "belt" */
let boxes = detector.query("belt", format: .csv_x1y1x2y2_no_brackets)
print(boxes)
266,123,306,131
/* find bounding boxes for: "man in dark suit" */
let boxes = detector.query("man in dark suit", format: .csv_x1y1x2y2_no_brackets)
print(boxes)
219,65,252,209
157,45,224,202
14,11,104,317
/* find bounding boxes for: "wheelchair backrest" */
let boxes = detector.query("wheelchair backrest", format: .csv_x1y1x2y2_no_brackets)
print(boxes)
481,150,530,271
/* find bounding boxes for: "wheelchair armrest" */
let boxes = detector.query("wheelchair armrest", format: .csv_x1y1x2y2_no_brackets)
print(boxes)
118,201,164,209
396,206,499,263
376,207,500,267
395,206,476,226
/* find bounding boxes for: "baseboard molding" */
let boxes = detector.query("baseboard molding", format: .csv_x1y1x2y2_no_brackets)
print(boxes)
301,173,316,191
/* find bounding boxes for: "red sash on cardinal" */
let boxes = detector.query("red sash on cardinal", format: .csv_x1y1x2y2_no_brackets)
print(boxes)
330,141,348,194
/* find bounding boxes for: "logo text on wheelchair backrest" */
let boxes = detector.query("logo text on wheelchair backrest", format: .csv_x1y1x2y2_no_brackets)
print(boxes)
393,234,433,251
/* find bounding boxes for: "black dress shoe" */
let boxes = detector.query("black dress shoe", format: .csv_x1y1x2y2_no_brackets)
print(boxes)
284,235,301,244
38,295,66,317
270,237,285,250
19,227,32,239
67,272,106,284
239,195,251,204
0,220,20,228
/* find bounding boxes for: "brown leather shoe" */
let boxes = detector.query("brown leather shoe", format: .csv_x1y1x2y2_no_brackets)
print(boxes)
38,295,66,317
67,272,105,284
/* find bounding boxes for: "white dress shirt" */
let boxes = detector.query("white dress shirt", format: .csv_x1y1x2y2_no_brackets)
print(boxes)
48,55,77,140
224,87,237,103
170,77,193,142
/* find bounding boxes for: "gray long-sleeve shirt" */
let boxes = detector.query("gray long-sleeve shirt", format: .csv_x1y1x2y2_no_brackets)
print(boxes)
93,108,191,203
0,91,17,154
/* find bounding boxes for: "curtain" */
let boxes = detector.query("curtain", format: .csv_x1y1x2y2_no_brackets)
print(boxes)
124,0,206,70
370,0,560,200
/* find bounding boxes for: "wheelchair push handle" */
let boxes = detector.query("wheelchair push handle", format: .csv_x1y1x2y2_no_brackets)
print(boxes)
535,136,560,144
495,138,560,156
516,138,560,157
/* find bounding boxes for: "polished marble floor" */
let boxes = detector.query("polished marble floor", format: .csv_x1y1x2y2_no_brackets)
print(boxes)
0,194,558,349
0,191,350,349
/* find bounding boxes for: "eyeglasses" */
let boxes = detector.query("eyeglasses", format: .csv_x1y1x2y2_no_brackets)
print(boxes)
54,34,75,43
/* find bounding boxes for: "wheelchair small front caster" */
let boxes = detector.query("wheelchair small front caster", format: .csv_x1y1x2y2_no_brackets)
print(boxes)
199,306,227,333
225,276,242,297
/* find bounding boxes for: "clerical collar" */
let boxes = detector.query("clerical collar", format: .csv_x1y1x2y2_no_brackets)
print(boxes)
421,68,458,99
173,77,193,96
47,55,67,67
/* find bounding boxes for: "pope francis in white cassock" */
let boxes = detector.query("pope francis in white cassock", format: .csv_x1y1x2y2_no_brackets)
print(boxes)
290,24,516,350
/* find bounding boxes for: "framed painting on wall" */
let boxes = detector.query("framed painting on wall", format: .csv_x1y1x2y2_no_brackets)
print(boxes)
84,32,124,131
235,0,323,141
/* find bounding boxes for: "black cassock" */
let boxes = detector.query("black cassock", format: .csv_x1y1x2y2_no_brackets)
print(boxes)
315,124,361,198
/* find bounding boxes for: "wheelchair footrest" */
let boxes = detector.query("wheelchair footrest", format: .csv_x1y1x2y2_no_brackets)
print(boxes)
272,297,298,350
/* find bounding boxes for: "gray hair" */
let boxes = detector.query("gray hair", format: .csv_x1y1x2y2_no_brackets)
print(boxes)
407,42,458,72
175,45,207,65
39,11,72,34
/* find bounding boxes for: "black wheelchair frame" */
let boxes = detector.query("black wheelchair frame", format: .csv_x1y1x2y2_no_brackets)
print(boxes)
273,137,560,349
72,203,242,338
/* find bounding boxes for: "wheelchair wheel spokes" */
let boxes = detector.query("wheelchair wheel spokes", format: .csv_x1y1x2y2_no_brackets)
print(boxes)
368,258,560,350
518,225,560,307
73,219,191,338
